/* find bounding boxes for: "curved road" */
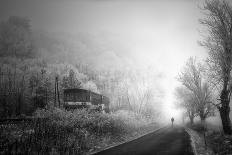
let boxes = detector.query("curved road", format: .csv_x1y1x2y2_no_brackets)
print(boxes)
94,126,194,155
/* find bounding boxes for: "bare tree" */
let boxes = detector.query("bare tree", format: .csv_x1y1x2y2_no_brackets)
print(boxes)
178,57,214,122
199,0,232,134
175,87,198,125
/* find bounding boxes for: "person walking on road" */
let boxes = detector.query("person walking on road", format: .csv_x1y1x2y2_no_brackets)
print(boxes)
171,117,174,127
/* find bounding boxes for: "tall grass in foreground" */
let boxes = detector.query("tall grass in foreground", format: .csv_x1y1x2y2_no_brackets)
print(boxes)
0,108,155,154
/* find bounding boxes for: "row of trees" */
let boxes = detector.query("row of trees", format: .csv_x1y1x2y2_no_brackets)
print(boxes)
176,57,215,124
176,0,232,135
100,68,163,118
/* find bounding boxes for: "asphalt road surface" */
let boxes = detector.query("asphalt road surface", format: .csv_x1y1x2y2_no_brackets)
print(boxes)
94,126,194,155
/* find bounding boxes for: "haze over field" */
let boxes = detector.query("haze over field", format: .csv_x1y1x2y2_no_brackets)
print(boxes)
0,0,221,122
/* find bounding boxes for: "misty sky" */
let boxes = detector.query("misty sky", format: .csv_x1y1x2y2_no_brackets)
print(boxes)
0,0,210,119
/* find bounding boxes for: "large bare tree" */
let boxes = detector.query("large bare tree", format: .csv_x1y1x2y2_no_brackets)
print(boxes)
200,0,232,134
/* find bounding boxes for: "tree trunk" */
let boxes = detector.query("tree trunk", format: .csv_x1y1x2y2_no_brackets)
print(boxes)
219,104,232,135
199,111,206,124
189,116,194,125
219,88,232,135
200,117,205,125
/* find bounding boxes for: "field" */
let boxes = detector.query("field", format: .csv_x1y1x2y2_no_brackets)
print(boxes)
0,108,159,154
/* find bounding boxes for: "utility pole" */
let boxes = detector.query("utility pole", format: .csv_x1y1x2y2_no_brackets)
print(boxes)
54,77,56,107
57,76,60,108
54,76,60,107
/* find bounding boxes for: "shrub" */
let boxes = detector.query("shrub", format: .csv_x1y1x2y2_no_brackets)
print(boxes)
1,108,154,154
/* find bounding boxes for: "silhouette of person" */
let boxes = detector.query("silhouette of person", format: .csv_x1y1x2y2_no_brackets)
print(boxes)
171,117,174,127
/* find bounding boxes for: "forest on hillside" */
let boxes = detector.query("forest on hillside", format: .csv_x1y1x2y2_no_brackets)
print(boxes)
0,16,164,118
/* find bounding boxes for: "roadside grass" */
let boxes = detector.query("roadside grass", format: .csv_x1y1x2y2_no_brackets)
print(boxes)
0,108,158,154
207,132,232,155
187,121,232,155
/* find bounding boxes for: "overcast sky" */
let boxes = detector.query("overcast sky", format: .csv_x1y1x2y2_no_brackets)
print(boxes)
0,0,207,69
0,0,210,119
0,0,207,62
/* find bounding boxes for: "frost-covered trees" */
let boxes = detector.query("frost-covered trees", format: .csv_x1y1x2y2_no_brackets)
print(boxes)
62,69,81,89
175,87,198,125
97,68,163,118
0,16,163,119
199,0,232,134
178,57,214,123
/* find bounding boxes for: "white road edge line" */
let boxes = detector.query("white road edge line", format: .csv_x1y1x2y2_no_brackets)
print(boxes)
90,125,168,155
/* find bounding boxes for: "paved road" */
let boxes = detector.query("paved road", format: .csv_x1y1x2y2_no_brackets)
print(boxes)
94,126,194,155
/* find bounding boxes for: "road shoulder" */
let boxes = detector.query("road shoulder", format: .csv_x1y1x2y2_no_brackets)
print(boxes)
185,127,214,155
90,125,166,155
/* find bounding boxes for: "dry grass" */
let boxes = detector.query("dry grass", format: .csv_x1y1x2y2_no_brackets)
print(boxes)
188,121,232,155
0,108,157,154
206,131,232,155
